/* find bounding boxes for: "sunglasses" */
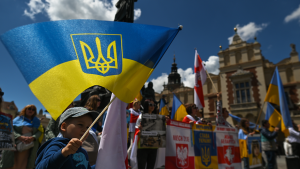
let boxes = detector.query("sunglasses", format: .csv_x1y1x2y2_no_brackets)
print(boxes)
96,99,101,102
28,108,36,111
0,91,3,96
149,103,155,107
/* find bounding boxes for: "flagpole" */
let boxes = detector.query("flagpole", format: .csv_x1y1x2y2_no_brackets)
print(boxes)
254,101,265,129
205,70,218,93
80,95,117,141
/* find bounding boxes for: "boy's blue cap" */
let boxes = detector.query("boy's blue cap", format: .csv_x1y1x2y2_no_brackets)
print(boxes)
58,107,99,129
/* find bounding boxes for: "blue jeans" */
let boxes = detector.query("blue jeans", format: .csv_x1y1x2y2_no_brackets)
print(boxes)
264,150,276,169
243,157,249,169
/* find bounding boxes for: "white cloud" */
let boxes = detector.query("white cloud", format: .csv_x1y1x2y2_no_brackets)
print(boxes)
228,22,268,44
147,56,220,93
203,56,219,75
284,5,300,23
24,0,141,21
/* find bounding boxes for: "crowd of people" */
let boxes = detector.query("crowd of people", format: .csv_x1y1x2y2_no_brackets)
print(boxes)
0,87,300,169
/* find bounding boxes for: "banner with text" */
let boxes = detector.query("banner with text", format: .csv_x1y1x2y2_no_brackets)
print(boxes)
165,120,195,169
215,126,242,169
193,124,218,169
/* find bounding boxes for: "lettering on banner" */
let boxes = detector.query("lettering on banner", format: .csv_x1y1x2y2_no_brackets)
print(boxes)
173,135,189,142
196,125,212,130
171,121,179,126
199,133,211,143
221,135,236,144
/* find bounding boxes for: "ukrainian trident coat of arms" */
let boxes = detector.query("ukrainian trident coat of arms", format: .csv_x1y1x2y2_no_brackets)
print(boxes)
201,145,211,167
71,34,123,76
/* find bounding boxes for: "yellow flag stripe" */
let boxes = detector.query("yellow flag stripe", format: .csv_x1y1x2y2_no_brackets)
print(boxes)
29,59,153,120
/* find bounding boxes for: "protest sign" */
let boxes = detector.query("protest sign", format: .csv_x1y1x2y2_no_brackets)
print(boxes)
165,119,195,169
0,112,15,150
138,114,166,148
247,134,262,168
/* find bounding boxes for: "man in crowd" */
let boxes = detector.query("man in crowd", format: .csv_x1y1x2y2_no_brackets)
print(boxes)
261,120,279,169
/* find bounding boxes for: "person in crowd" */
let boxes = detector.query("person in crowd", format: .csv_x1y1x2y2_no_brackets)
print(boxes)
35,107,98,169
216,93,232,127
45,102,74,141
135,99,158,169
83,95,102,165
85,95,102,135
287,120,300,157
182,104,202,124
0,105,41,169
238,118,255,169
127,99,141,162
261,120,279,169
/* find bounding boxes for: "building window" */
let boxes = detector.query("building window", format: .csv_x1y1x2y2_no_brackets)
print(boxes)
235,82,251,103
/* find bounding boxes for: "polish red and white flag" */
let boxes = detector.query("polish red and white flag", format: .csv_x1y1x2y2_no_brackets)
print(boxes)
194,50,207,108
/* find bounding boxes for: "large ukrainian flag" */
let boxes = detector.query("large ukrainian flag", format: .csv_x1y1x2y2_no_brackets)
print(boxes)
264,67,292,136
171,94,187,121
265,102,282,132
1,20,181,120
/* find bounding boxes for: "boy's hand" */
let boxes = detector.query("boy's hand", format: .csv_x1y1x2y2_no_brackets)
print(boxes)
61,138,82,157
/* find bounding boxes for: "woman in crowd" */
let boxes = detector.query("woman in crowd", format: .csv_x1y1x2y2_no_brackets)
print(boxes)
238,118,255,169
182,104,202,124
135,99,158,169
84,95,101,166
216,93,232,127
287,120,300,157
0,105,41,169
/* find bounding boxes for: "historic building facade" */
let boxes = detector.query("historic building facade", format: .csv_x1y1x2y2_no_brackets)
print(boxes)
155,28,300,125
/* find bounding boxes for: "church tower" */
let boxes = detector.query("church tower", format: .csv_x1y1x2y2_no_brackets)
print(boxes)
163,55,182,91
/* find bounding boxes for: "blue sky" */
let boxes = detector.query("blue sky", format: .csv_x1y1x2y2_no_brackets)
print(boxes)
1,0,300,115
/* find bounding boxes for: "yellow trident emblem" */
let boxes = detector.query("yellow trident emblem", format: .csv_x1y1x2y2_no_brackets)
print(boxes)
80,37,118,74
201,146,210,166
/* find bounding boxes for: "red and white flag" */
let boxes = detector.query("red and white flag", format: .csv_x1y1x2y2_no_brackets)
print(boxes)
95,94,128,169
129,129,140,169
194,50,207,108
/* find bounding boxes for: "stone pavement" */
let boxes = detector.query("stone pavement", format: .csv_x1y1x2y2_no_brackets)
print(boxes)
276,155,287,169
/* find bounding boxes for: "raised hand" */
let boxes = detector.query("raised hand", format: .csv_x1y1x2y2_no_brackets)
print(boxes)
61,138,82,157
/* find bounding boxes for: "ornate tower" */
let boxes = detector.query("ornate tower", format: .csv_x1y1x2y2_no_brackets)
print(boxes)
164,55,182,91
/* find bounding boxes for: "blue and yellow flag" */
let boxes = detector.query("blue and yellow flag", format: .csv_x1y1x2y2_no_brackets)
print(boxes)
264,67,292,136
159,98,169,116
171,94,187,121
1,20,181,120
265,102,282,132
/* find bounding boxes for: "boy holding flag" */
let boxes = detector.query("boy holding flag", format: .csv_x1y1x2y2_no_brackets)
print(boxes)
35,107,98,169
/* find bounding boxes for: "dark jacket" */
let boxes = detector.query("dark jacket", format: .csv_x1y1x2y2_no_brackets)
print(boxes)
35,137,95,169
261,127,277,151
